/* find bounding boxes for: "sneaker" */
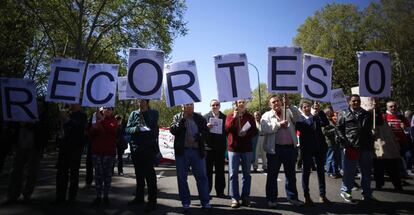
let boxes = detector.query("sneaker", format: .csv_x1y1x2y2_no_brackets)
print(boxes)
304,196,314,206
202,203,212,212
118,172,124,176
230,199,240,208
183,204,190,213
241,197,251,207
267,201,278,208
288,199,304,207
362,196,379,203
340,192,355,203
319,196,331,204
352,182,360,191
407,170,414,176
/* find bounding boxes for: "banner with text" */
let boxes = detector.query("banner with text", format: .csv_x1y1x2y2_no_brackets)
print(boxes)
82,64,119,107
358,51,391,98
164,60,202,107
331,88,348,112
118,76,134,100
214,53,252,102
46,58,86,104
127,48,164,100
158,128,175,160
1,78,38,122
302,54,333,102
268,47,302,94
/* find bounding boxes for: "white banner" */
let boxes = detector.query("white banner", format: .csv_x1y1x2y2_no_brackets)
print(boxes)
331,88,348,112
214,53,251,102
1,78,38,122
158,128,175,160
358,51,391,98
117,76,134,100
46,58,86,104
302,54,333,102
82,64,119,107
127,48,164,100
164,60,202,107
268,47,302,94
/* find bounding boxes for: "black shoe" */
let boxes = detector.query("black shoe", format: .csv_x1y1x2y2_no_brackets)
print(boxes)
103,196,109,205
144,202,157,212
128,198,144,206
118,172,124,176
92,197,101,206
216,193,226,198
2,199,17,206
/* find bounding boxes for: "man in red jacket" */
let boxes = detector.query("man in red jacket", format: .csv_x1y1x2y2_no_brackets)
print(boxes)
384,100,412,177
225,99,257,208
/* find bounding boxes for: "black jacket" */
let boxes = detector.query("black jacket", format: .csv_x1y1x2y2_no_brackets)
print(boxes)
336,107,375,150
170,112,208,158
203,111,227,151
296,115,327,152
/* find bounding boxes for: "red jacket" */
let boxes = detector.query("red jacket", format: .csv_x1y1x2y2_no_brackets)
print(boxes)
225,111,257,152
89,117,118,156
383,112,409,145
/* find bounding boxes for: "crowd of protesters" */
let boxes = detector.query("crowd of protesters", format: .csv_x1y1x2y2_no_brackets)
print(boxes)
1,94,413,213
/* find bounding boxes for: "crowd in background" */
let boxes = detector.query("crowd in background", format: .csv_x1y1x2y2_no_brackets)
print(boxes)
0,94,413,213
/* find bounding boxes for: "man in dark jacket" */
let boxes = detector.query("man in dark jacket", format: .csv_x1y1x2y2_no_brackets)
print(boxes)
336,94,378,203
170,103,211,212
203,99,227,197
126,100,159,212
56,103,87,203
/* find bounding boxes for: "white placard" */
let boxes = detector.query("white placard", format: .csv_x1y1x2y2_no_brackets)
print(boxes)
214,53,252,102
267,47,302,94
1,78,38,122
331,88,348,112
158,128,175,160
117,76,134,100
127,48,164,99
358,51,391,98
82,64,119,107
46,58,86,104
209,118,223,134
302,54,333,102
164,60,202,107
351,86,376,111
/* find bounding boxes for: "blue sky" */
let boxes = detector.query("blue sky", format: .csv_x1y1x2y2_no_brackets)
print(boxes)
170,0,372,114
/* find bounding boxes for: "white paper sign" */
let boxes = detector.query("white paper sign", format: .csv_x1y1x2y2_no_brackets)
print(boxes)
241,121,252,133
164,60,202,107
351,86,376,111
117,76,134,100
46,58,86,104
1,78,38,122
158,128,175,160
358,51,391,98
127,48,164,99
268,47,302,94
331,88,348,112
214,53,252,102
82,64,119,107
302,54,333,102
209,118,223,134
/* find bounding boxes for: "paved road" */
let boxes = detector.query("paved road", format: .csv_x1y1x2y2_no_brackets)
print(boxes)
1,153,414,215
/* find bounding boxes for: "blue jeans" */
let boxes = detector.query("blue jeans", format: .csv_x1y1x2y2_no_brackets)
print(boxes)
175,149,210,207
302,149,326,197
341,149,373,198
266,145,299,202
228,151,252,200
326,146,340,175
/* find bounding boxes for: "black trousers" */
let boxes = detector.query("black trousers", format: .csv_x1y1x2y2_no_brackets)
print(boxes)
205,149,226,195
131,147,157,202
374,158,402,189
113,147,125,174
85,143,93,185
56,145,83,201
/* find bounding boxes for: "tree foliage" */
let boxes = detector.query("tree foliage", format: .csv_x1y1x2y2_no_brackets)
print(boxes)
294,1,414,110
